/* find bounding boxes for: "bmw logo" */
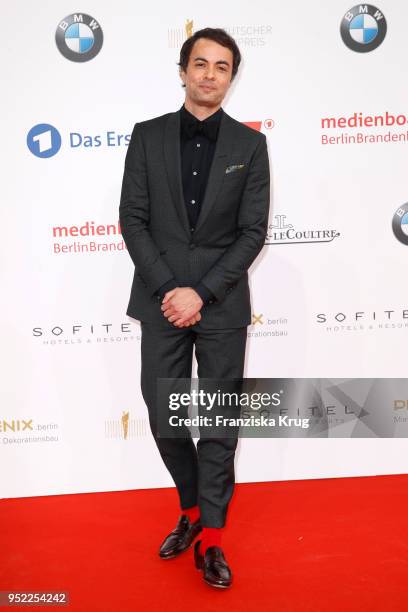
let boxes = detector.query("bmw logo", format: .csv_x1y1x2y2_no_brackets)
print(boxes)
56,13,103,62
392,203,408,246
340,5,387,52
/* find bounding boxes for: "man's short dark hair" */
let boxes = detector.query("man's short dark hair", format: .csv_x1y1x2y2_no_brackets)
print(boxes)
178,27,241,87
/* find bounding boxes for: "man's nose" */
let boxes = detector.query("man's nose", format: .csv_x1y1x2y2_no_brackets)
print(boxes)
205,65,216,79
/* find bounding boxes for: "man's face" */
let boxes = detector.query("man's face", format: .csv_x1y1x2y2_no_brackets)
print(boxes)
180,38,234,108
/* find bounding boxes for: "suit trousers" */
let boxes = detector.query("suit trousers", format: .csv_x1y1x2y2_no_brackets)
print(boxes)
140,320,247,528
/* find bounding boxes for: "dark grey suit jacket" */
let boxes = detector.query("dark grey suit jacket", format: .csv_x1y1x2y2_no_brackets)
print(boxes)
119,107,270,329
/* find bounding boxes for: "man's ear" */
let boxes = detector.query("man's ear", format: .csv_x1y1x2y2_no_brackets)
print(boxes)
179,67,186,86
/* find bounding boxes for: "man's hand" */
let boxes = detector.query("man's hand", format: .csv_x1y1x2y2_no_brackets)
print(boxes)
161,287,203,327
180,311,202,327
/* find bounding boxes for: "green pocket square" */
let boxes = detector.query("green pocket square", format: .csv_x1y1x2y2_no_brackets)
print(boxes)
225,164,245,174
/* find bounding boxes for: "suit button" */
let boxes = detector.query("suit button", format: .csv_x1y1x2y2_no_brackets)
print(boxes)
189,243,196,250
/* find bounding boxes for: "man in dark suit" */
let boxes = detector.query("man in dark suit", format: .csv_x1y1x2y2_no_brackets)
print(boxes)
119,27,270,588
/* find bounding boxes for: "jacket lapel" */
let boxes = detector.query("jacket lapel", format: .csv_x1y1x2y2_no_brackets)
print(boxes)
194,111,234,234
163,108,235,238
163,111,190,238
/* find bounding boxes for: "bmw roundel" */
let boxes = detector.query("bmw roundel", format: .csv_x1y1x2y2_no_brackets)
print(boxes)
56,13,103,62
340,5,387,52
392,203,408,246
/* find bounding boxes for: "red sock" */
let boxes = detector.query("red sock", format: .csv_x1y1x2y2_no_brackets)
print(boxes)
181,505,200,523
200,527,223,554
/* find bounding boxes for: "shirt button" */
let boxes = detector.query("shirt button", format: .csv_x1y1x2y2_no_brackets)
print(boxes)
191,199,196,204
196,143,201,148
190,227,195,232
193,171,198,175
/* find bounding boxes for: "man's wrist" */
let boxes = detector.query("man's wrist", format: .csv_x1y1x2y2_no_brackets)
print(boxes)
155,281,215,307
194,282,215,306
155,278,178,300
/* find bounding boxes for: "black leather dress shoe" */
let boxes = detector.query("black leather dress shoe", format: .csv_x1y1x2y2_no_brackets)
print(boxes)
194,540,232,588
159,515,202,559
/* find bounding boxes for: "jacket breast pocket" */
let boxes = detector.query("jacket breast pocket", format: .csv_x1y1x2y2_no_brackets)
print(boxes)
220,169,247,198
223,162,247,186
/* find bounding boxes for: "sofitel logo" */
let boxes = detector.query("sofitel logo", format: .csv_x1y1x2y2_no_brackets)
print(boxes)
266,214,340,245
316,309,408,333
32,323,141,347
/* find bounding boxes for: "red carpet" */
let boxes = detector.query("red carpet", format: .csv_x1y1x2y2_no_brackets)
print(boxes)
2,475,408,611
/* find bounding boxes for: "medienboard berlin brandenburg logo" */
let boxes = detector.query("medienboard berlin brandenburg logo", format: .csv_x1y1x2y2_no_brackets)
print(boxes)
340,5,386,52
55,13,103,62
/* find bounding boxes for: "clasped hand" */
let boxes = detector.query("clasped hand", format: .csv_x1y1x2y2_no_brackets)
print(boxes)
160,287,203,328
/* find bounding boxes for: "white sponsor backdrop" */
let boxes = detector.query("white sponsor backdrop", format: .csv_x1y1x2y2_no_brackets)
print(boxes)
2,1,407,498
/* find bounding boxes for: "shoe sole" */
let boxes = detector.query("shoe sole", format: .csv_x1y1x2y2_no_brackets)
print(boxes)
204,579,231,589
196,564,232,588
159,543,192,560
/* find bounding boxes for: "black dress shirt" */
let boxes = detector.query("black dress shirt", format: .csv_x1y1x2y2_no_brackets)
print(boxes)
156,103,223,305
